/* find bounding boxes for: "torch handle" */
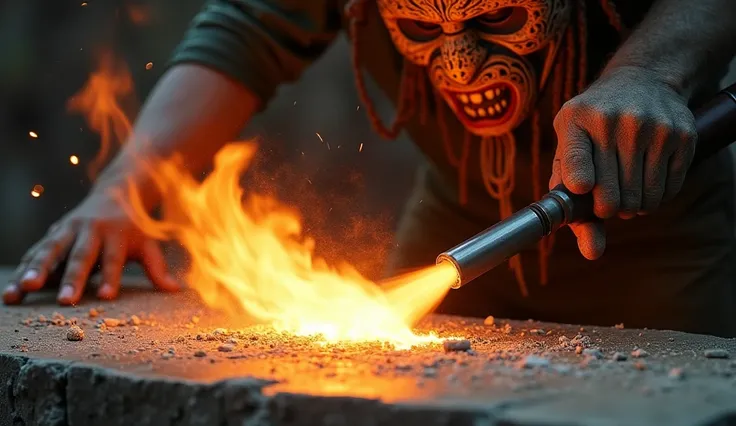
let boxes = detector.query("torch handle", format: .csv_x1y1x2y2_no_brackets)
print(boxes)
563,82,736,224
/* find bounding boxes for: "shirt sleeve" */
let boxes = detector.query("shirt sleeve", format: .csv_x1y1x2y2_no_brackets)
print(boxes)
168,0,342,110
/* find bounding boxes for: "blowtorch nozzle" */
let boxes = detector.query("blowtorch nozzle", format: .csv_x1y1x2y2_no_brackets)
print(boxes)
437,82,736,289
436,189,579,289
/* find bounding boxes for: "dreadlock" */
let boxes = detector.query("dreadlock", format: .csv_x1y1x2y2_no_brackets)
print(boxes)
346,0,625,295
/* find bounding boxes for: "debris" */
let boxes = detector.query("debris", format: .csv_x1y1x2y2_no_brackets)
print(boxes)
194,350,207,358
669,368,686,380
529,329,546,335
502,323,512,334
66,325,85,341
633,361,647,371
631,349,649,358
582,348,604,360
612,352,628,361
443,339,471,353
483,316,494,326
129,315,141,326
218,343,235,353
88,308,99,318
518,355,549,369
704,349,730,359
575,346,583,355
614,323,624,329
103,318,122,327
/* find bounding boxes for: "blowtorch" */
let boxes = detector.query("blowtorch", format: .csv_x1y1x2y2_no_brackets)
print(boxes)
437,82,736,289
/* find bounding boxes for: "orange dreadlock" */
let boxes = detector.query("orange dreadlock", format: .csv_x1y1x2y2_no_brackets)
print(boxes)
346,0,625,295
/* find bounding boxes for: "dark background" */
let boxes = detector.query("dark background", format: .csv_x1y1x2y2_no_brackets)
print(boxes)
0,0,423,280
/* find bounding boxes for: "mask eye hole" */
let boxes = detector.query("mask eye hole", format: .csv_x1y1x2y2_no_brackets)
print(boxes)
474,7,527,34
397,19,442,42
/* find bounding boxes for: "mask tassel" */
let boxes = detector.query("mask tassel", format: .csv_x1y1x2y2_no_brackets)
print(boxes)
480,133,529,297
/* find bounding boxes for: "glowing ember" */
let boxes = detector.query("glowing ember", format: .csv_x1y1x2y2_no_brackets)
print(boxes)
67,51,134,180
31,184,44,198
29,131,38,139
145,62,153,70
69,155,80,165
74,54,460,349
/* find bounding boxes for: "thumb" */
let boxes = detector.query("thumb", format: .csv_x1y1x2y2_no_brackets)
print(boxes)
553,114,595,195
549,158,562,190
568,221,606,260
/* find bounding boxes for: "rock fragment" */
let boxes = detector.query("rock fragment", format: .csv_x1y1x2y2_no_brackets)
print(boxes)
668,368,685,380
129,315,141,326
704,349,730,359
582,348,604,359
518,355,550,369
103,318,122,327
483,316,494,326
443,339,471,353
66,325,85,341
194,350,207,358
612,352,628,361
631,349,649,358
218,343,235,353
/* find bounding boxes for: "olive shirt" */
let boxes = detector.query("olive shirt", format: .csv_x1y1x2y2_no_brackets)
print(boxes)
169,0,736,336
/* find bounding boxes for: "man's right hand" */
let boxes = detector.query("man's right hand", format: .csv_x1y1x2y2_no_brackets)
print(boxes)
2,187,179,306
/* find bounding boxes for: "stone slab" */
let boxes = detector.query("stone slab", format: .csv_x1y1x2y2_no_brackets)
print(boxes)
0,268,735,426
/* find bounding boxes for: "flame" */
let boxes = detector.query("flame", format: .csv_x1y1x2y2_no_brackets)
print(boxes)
115,143,457,348
73,54,459,349
67,51,134,180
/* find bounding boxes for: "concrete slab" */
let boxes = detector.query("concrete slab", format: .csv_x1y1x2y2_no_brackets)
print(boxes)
1,268,735,426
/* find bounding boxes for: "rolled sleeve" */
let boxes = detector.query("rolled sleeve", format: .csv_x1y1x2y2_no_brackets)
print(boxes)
169,0,341,110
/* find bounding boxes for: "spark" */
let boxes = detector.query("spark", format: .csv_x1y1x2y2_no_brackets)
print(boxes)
145,62,153,70
28,131,38,139
31,184,44,198
315,132,323,143
69,155,80,165
81,2,87,6
359,143,364,152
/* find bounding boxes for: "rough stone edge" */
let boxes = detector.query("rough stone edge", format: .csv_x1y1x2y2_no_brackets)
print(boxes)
8,352,734,426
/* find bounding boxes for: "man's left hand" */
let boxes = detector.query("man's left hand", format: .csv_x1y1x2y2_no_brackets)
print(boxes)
549,66,697,260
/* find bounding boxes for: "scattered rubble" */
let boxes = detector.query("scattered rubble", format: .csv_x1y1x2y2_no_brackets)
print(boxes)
66,325,85,341
582,348,603,360
631,349,649,358
518,355,549,369
704,349,730,359
443,339,472,353
612,352,628,361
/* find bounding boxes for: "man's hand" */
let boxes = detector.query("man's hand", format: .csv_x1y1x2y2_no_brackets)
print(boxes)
2,188,179,306
549,66,698,260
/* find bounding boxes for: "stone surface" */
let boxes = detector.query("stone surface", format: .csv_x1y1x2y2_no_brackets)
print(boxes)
1,269,736,425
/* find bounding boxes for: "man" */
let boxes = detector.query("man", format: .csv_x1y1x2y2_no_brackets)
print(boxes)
4,0,736,336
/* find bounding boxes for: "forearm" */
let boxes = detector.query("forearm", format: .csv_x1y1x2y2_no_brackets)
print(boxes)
94,64,259,206
604,0,736,99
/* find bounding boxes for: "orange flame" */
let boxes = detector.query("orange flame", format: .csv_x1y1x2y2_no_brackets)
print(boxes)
67,52,134,180
75,54,459,348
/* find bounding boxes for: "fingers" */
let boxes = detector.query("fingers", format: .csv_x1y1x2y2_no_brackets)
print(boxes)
98,231,128,300
58,226,103,305
592,143,620,219
139,240,179,292
19,228,75,292
641,143,667,213
569,221,606,260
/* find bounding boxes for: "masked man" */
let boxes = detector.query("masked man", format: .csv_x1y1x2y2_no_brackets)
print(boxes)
5,0,736,337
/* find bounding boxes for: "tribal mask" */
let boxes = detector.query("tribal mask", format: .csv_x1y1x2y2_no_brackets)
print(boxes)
377,0,571,136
